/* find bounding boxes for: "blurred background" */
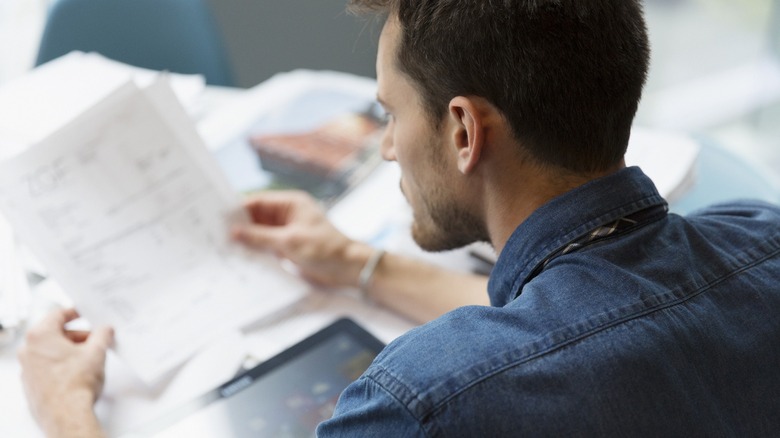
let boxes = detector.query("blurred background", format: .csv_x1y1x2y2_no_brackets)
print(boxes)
1,0,778,181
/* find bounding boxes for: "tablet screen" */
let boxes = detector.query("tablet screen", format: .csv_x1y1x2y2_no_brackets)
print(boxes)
133,318,385,437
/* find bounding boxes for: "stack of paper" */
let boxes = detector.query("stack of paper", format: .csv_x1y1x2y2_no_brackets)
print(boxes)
0,54,308,383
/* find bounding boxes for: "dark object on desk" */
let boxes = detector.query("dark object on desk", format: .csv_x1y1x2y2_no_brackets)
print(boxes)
468,244,498,276
35,0,234,86
249,113,383,203
132,318,385,437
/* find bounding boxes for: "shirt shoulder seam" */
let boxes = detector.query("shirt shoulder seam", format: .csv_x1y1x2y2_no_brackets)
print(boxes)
363,370,436,438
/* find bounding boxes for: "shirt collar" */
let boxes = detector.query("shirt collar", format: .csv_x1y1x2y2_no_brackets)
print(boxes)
487,166,667,306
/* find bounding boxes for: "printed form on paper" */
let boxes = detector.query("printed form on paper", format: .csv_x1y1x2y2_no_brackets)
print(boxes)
0,79,309,383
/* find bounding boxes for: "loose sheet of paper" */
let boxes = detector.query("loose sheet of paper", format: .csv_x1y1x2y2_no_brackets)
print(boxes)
0,79,308,383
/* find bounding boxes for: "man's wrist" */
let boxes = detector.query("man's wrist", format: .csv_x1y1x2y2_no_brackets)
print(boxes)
343,241,375,289
39,390,102,438
358,248,386,302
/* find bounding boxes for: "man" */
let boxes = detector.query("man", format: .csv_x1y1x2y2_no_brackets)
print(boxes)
19,0,780,436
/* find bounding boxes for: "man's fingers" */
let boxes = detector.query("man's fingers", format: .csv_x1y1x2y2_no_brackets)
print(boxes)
244,189,311,207
86,326,114,351
35,308,79,333
244,197,294,226
243,190,318,225
232,224,287,251
61,308,80,322
65,330,90,343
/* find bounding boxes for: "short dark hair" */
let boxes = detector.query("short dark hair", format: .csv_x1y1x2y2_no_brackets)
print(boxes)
349,0,650,173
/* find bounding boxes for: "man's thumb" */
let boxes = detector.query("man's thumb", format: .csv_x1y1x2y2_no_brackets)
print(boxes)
232,225,284,250
88,326,114,351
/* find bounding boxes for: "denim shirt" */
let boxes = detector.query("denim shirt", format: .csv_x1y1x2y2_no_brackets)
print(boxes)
317,167,780,437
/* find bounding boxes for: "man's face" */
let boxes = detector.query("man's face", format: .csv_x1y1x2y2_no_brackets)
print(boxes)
375,19,485,252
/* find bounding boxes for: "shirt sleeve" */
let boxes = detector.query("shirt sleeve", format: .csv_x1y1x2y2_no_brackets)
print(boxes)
316,376,428,438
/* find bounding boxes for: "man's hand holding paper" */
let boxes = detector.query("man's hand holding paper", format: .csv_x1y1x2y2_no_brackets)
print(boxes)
18,308,112,438
232,190,374,289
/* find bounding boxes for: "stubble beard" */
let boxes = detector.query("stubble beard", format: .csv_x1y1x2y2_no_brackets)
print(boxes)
401,123,490,252
403,162,490,252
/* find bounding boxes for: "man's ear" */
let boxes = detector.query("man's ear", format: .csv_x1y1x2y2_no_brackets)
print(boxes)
448,96,486,175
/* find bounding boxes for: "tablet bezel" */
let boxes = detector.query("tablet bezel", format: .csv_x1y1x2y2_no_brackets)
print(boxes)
130,317,385,436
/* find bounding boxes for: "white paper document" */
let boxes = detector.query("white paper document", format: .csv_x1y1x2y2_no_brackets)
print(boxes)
0,79,308,383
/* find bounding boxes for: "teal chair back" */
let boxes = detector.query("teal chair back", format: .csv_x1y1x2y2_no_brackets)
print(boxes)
35,0,234,86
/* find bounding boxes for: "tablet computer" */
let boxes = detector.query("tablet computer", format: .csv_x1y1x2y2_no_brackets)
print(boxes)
131,318,385,437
